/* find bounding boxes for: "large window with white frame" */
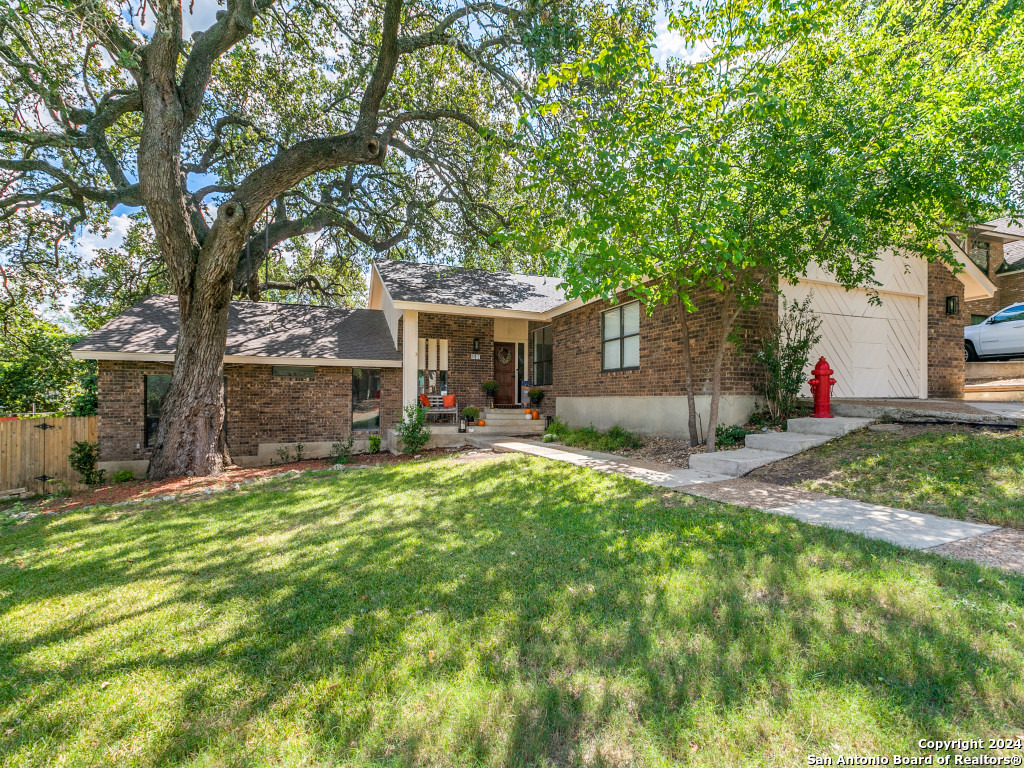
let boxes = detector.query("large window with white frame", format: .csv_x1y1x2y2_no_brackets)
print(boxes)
532,326,553,386
602,302,640,371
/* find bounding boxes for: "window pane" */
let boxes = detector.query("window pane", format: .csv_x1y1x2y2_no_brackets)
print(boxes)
542,326,553,348
622,335,639,368
603,340,620,370
144,375,171,447
622,302,640,335
352,368,381,430
603,308,620,340
272,365,314,379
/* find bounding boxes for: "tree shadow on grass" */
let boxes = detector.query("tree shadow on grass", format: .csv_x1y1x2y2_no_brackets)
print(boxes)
0,455,1022,766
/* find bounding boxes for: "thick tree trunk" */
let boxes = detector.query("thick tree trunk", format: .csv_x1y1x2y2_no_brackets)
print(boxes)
674,291,700,447
147,202,249,480
147,289,233,479
704,292,742,454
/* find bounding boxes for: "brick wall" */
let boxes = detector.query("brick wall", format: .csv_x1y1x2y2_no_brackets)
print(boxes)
97,360,399,463
928,262,965,398
97,360,172,462
417,312,495,413
225,364,353,457
538,286,772,409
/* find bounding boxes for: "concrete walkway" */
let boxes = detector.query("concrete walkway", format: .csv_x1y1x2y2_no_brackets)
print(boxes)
969,401,1024,422
477,437,1002,553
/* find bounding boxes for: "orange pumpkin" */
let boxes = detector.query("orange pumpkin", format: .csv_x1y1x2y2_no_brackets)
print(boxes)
477,418,486,427
524,408,531,415
532,409,539,419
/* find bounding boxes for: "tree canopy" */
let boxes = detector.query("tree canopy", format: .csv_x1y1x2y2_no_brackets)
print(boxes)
512,0,1024,447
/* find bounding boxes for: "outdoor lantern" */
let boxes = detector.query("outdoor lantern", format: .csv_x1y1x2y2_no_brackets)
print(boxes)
946,295,960,315
473,337,480,352
458,416,467,433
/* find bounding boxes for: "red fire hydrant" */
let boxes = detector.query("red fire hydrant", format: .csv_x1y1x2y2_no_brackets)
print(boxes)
808,357,835,418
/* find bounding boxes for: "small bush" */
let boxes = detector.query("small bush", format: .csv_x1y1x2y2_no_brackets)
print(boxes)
461,406,479,421
481,379,498,395
330,436,355,464
395,405,431,453
295,442,305,462
527,387,545,405
543,418,643,452
368,434,382,453
715,424,749,447
275,446,293,463
755,295,822,422
68,441,105,485
111,469,134,483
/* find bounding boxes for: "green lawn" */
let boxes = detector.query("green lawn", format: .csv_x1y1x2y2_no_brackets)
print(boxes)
752,426,1024,528
1,454,1023,767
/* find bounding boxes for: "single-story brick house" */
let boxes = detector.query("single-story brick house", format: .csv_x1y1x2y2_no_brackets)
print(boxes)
73,245,994,476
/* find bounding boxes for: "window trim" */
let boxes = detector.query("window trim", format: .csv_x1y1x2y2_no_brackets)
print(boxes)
601,301,641,373
532,325,553,386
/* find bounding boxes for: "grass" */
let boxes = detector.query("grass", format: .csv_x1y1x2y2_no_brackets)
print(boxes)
545,418,644,452
753,426,1024,528
0,454,1022,767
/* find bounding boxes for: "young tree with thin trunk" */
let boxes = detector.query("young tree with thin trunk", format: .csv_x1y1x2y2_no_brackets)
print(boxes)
515,0,1024,451
0,0,603,477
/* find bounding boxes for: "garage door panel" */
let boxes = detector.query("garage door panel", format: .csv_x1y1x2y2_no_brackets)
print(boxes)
782,282,923,399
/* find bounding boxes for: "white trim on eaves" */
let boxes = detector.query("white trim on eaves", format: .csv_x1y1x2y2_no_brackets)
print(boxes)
69,350,403,367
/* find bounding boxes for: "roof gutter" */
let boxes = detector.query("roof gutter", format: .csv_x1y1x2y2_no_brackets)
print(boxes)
70,350,403,367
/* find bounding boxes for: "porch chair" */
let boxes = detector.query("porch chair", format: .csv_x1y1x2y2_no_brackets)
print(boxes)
418,393,458,423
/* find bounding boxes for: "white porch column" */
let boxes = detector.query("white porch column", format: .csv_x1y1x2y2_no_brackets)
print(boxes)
402,309,419,408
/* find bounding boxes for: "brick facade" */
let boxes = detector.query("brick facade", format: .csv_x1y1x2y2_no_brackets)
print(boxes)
522,286,774,416
417,312,495,414
927,262,966,398
97,360,400,463
964,239,1024,320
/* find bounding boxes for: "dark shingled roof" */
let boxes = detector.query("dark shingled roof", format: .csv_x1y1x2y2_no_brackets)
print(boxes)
981,217,1024,274
375,259,568,313
72,295,401,363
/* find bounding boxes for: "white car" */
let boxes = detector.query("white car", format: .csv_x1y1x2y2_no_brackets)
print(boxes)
964,303,1024,361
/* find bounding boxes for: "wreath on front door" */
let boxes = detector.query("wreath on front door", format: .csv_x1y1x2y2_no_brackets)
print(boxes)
497,347,512,365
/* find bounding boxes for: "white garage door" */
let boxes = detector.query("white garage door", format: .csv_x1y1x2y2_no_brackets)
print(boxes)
781,254,927,399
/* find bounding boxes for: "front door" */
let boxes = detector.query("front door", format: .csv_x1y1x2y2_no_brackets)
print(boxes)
493,342,517,405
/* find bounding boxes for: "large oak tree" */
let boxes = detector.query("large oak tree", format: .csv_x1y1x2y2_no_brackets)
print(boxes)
0,0,597,477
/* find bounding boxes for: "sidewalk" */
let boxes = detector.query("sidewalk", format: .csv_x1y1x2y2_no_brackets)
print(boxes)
478,437,1014,568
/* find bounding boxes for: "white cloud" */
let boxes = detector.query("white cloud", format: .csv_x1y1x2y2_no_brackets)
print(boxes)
652,10,712,65
183,0,225,38
74,213,135,261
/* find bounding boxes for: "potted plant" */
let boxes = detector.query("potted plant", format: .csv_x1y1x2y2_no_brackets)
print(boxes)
528,387,545,407
481,379,498,404
461,405,479,425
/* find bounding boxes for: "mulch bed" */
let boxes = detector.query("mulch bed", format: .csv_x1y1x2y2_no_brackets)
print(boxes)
5,447,470,517
609,436,707,469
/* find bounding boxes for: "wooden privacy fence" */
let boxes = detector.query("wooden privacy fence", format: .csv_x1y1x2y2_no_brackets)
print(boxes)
0,417,98,495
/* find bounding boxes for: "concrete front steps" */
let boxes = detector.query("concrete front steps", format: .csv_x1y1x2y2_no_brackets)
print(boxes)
688,416,873,477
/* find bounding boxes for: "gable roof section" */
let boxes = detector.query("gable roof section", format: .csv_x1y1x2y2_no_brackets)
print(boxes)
373,259,568,315
71,295,402,366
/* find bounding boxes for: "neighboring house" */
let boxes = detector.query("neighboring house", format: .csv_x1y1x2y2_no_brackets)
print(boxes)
962,217,1024,324
74,248,993,476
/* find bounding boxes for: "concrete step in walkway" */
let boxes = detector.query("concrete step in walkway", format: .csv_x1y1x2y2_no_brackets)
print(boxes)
689,416,873,477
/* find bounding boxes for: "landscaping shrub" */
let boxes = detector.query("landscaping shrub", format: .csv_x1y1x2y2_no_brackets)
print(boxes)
330,436,355,464
461,406,479,422
754,295,822,422
715,423,749,447
527,387,545,406
395,405,431,453
544,418,643,452
110,469,134,483
368,434,382,453
68,440,104,485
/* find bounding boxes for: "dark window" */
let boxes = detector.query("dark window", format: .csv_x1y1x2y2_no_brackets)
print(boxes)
602,302,640,371
352,368,381,430
969,240,990,273
532,326,553,386
144,374,171,448
272,365,315,379
971,314,989,325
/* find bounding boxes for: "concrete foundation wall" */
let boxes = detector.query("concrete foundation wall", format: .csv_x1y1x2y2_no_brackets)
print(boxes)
556,395,758,439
